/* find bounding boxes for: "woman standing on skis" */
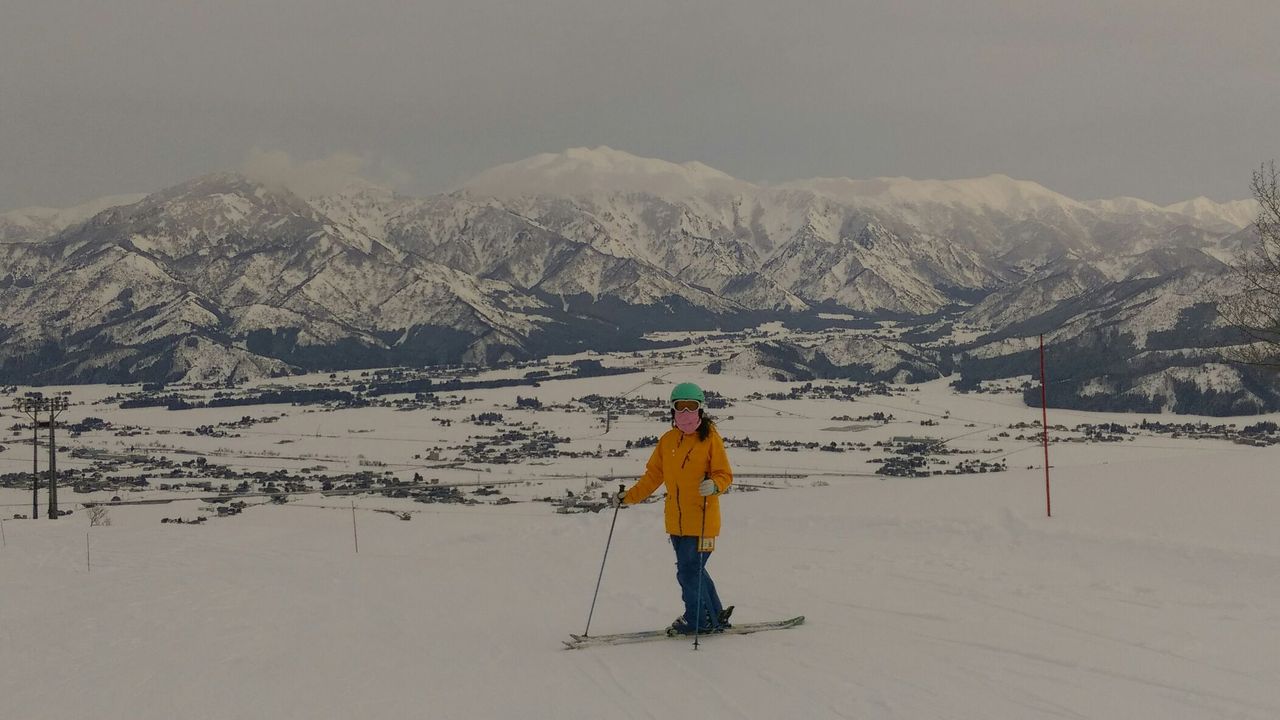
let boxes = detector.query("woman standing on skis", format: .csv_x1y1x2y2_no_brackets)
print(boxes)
616,382,734,634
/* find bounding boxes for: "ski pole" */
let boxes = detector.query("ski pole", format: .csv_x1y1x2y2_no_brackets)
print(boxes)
693,493,708,650
584,484,625,637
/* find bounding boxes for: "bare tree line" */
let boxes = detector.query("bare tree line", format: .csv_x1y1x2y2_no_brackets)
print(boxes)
1220,161,1280,367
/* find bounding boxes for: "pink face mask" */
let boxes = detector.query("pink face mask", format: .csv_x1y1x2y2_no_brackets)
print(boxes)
674,409,701,434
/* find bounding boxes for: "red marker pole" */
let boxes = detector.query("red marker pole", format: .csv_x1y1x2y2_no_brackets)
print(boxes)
1040,334,1051,518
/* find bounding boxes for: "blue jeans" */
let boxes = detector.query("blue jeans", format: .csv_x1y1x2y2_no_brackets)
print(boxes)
671,535,724,630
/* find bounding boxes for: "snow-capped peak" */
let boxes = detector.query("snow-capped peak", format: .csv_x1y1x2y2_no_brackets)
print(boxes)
132,173,317,217
460,146,754,199
2,193,147,224
1163,196,1258,230
0,193,147,242
778,174,1084,215
1084,196,1163,215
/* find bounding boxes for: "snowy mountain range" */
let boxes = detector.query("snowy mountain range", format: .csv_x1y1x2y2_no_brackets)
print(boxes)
0,147,1267,412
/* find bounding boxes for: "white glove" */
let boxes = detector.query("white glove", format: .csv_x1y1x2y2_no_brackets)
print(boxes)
698,477,718,497
610,489,627,507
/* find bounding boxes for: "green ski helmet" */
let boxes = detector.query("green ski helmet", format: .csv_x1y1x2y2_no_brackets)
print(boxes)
669,382,706,405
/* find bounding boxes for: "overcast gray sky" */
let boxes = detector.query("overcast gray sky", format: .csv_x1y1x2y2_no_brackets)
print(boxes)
3,0,1278,210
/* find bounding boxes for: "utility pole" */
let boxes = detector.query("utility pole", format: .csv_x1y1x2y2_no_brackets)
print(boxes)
46,396,69,519
1040,334,1051,519
12,394,70,519
13,396,41,520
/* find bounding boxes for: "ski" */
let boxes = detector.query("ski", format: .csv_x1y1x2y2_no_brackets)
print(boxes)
563,616,804,649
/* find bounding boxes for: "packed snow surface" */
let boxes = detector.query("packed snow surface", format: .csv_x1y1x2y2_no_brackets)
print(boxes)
1,376,1278,719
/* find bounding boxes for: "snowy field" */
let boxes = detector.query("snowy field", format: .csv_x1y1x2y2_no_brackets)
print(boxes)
2,344,1280,719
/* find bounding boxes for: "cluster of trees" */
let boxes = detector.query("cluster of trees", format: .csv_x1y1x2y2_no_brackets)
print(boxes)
121,388,356,410
1241,421,1278,434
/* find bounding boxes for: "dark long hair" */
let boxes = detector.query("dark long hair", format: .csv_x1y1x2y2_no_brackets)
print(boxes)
670,409,716,441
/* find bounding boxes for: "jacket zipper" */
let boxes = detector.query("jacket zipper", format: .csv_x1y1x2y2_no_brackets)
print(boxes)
675,485,683,534
673,434,684,534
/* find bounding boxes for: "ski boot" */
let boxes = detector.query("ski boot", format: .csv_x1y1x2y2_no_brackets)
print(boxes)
666,617,694,636
716,605,735,631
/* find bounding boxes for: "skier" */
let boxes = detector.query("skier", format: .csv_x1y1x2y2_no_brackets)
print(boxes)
615,382,735,634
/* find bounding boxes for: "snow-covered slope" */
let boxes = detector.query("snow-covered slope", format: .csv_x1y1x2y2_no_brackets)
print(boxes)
2,377,1278,719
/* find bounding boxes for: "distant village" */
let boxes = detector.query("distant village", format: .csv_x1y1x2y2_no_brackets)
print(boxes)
6,350,1279,524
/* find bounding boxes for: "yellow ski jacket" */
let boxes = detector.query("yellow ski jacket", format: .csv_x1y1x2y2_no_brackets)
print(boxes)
623,425,733,538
